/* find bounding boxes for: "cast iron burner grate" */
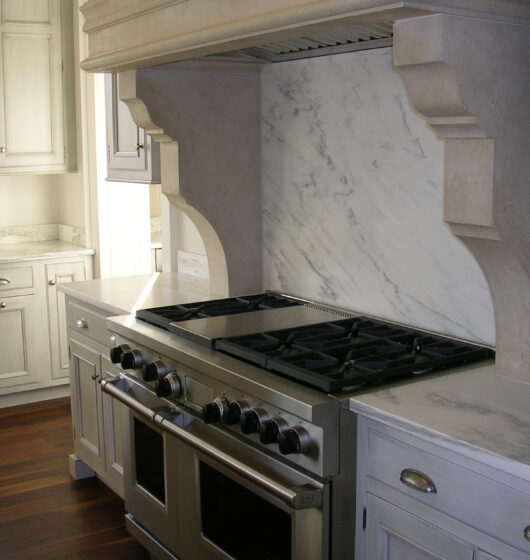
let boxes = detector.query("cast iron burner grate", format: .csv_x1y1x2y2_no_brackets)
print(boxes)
214,317,494,393
136,293,302,330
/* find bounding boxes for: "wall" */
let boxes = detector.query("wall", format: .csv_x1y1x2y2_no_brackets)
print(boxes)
262,47,495,345
0,175,59,227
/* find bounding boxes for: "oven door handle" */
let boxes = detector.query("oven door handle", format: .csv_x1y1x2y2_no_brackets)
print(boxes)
101,376,161,422
157,413,323,511
101,377,323,511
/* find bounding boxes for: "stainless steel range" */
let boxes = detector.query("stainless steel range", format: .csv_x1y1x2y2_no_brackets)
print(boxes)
102,293,493,560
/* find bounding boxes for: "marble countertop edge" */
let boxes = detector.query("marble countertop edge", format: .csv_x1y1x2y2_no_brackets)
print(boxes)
349,397,530,483
0,240,95,263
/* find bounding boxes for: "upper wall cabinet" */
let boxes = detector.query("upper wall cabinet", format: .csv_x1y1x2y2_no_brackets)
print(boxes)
0,0,76,174
105,73,160,183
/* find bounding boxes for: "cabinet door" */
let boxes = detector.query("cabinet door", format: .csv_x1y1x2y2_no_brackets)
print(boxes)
101,355,124,497
105,73,160,183
69,338,105,473
0,0,66,172
0,293,46,391
46,261,87,380
365,494,474,560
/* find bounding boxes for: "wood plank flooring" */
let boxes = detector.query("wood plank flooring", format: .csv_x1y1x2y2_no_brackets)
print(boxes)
0,398,149,560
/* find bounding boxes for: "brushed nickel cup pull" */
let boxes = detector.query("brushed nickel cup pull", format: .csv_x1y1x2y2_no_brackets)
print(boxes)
0,302,6,309
400,468,437,494
524,526,530,542
0,278,10,285
75,318,88,329
49,279,57,286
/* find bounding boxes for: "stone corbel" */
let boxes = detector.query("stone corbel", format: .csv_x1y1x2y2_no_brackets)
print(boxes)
118,61,263,297
394,14,530,382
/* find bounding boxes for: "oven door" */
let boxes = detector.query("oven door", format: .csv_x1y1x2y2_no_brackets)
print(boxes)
116,378,182,557
103,375,329,560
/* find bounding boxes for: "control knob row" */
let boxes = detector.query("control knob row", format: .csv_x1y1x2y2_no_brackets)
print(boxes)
201,399,311,455
110,346,181,398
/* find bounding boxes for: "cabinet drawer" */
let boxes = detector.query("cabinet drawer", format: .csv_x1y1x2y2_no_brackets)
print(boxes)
0,265,34,293
367,427,530,553
67,301,110,346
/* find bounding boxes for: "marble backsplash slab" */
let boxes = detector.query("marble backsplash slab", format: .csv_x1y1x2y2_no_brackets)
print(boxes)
0,224,86,246
261,48,495,345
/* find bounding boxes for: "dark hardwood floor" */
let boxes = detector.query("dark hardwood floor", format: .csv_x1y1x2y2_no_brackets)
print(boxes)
0,398,149,560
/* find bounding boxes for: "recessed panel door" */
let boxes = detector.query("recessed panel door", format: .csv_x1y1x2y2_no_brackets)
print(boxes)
0,294,44,391
69,339,105,473
365,494,474,560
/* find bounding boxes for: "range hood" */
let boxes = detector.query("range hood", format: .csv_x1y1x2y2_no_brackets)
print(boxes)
79,1,530,384
212,23,393,62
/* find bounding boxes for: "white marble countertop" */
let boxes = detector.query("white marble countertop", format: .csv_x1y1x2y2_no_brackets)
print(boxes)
58,272,222,316
349,362,530,480
0,240,95,263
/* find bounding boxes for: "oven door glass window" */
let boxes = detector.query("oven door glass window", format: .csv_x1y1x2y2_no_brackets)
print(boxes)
134,417,165,503
199,461,291,560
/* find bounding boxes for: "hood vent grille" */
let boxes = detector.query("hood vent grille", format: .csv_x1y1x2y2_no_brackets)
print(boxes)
213,22,393,63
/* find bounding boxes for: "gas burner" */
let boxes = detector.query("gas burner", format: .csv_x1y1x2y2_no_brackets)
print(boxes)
214,317,493,393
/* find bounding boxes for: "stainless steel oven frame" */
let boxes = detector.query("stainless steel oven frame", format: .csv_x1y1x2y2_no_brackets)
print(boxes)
103,374,331,560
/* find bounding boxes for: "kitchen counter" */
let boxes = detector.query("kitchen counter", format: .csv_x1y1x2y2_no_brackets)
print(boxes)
349,362,530,480
0,240,94,263
58,272,222,316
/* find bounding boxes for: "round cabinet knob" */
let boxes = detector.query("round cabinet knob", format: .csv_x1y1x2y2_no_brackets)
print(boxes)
155,373,181,398
259,417,288,445
223,400,250,425
278,426,312,455
142,360,171,382
48,279,57,286
120,349,145,370
240,408,268,434
75,318,88,329
109,344,130,364
0,302,6,309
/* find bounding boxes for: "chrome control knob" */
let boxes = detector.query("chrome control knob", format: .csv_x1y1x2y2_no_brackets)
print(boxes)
155,373,181,398
201,398,229,424
142,360,171,382
120,349,145,369
110,344,130,364
240,408,268,434
223,400,250,425
259,417,288,444
278,426,312,455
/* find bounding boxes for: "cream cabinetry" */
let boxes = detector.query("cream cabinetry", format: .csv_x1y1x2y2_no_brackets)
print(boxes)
0,0,75,173
355,415,530,560
105,73,160,183
0,254,92,398
67,297,124,497
0,292,44,390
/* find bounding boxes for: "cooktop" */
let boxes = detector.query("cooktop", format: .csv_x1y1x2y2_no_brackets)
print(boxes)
136,293,494,393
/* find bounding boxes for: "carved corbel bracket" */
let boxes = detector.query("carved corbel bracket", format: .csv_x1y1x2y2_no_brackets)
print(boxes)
118,61,263,297
394,14,530,381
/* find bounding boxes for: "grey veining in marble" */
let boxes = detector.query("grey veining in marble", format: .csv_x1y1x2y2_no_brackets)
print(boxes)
349,363,530,478
261,48,495,345
0,223,86,246
0,224,58,244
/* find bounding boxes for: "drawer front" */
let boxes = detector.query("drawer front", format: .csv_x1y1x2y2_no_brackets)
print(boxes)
367,427,530,553
0,265,34,293
67,301,110,346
